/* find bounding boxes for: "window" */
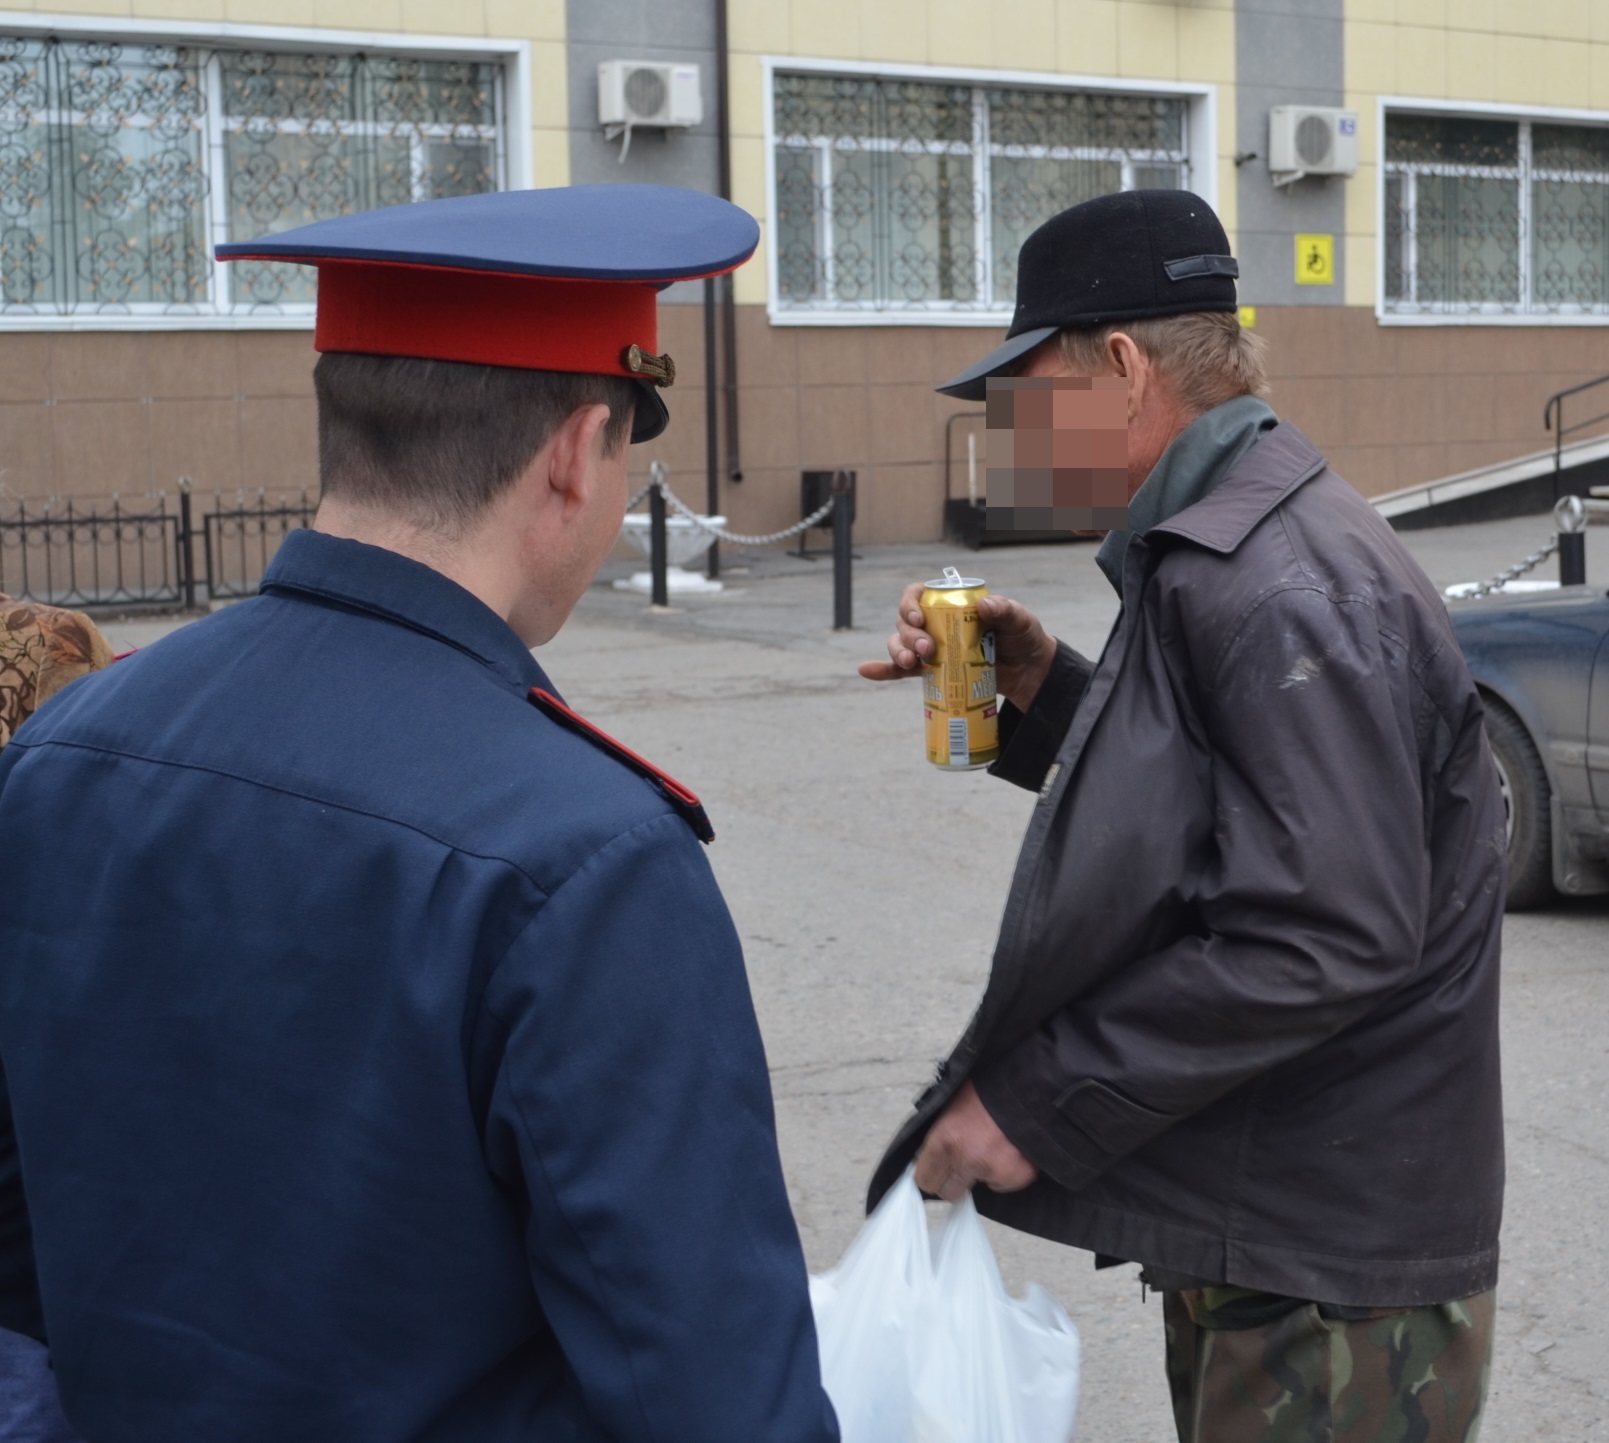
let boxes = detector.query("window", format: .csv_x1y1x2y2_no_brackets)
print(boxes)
0,35,505,318
1384,110,1609,317
771,71,1189,317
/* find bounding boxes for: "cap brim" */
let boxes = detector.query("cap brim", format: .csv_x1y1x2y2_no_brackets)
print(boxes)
935,326,1059,400
630,381,668,444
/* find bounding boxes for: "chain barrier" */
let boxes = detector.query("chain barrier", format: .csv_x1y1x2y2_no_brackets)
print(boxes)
626,466,837,547
1458,533,1560,599
655,483,836,546
624,463,854,628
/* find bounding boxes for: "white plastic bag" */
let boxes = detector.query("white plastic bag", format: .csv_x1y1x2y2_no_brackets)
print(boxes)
809,1171,1080,1443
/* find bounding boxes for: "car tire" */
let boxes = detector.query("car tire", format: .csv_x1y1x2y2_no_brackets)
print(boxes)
1483,698,1553,910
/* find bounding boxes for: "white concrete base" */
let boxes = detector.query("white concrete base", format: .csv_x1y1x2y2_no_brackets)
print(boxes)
1444,578,1560,599
612,566,724,595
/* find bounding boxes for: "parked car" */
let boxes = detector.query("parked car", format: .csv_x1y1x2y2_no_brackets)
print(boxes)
1447,583,1609,908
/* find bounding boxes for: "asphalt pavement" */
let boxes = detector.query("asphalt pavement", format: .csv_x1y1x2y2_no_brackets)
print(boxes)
98,510,1609,1441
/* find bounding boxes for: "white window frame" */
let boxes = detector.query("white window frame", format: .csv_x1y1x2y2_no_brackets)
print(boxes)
1377,95,1609,327
762,56,1216,328
0,10,532,332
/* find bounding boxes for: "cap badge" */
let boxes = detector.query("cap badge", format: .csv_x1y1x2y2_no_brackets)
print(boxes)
624,344,676,386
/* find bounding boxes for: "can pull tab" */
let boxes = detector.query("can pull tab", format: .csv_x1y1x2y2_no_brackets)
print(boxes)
943,566,964,586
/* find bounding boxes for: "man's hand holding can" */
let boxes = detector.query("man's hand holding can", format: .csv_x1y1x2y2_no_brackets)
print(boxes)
857,583,1060,715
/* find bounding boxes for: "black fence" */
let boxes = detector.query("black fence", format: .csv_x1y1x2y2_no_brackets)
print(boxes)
0,483,316,611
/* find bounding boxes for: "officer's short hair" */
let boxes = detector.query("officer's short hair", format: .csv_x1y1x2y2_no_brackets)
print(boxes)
1056,312,1269,418
313,352,638,537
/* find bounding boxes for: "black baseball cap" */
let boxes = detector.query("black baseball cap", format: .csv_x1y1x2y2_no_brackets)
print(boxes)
937,190,1239,400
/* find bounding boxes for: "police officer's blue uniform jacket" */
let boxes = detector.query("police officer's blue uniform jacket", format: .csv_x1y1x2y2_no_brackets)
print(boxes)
0,529,839,1442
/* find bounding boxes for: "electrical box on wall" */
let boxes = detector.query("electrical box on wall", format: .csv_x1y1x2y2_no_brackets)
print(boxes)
1268,106,1358,185
598,61,703,130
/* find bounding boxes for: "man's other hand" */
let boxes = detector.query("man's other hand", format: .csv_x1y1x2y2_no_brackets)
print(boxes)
913,1080,1039,1202
857,584,1059,714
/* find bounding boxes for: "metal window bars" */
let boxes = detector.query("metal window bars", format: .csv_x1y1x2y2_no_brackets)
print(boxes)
772,74,1187,315
1385,113,1609,316
0,35,504,316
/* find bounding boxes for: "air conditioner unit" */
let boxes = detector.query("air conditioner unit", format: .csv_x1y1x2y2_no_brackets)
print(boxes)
598,60,702,130
1268,106,1358,185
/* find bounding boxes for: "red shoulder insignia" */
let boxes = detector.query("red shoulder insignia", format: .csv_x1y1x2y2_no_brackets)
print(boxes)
528,687,714,844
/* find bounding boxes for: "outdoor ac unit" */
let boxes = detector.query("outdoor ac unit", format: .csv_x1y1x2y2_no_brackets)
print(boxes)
598,60,702,130
1268,106,1358,183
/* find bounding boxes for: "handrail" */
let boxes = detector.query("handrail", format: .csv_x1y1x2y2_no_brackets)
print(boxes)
1544,370,1609,501
943,410,987,504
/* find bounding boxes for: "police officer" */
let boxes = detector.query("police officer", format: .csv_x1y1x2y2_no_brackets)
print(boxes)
863,191,1503,1442
0,186,839,1443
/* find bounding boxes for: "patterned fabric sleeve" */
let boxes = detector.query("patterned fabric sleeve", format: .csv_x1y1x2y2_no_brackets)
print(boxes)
0,595,115,749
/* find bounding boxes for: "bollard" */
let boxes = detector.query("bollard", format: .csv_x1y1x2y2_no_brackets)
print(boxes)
1560,531,1587,586
832,470,853,630
1556,493,1588,586
177,476,197,612
650,483,669,606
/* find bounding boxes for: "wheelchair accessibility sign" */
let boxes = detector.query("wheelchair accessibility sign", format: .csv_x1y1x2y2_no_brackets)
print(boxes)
1295,233,1334,286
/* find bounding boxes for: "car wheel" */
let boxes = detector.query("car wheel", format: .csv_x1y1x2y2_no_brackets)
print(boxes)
1483,698,1553,910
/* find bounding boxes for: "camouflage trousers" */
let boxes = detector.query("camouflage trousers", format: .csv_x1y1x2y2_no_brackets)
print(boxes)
1162,1286,1496,1443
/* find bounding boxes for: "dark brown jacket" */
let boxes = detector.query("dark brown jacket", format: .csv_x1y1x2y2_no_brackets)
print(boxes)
869,422,1505,1308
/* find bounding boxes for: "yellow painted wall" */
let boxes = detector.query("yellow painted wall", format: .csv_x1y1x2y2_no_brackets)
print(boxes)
4,0,572,187
1345,2,1609,306
725,0,1238,306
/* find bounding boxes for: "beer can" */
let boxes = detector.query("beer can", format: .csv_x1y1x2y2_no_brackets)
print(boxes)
920,566,999,771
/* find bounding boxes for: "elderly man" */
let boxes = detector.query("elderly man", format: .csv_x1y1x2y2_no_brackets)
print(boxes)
0,188,837,1443
863,191,1503,1442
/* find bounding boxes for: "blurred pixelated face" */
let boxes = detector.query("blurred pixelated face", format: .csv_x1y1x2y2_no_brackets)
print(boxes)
984,376,1129,532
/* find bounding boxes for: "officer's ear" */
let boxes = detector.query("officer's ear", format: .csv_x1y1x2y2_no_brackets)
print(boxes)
542,402,616,518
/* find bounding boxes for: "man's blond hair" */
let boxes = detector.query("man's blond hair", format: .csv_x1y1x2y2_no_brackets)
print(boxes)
1055,311,1269,418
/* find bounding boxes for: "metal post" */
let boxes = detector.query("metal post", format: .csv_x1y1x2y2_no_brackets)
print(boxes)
832,470,853,630
1560,530,1587,586
650,480,669,607
704,275,720,580
1556,493,1588,586
177,477,196,611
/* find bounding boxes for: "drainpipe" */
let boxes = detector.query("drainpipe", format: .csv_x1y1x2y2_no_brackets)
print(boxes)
715,0,741,483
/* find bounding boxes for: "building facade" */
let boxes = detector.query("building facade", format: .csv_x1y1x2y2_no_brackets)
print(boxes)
4,0,1609,545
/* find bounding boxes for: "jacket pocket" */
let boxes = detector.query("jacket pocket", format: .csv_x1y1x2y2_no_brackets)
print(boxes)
1053,1078,1172,1157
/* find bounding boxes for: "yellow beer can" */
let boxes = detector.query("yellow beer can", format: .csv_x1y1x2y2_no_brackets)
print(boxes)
920,566,999,770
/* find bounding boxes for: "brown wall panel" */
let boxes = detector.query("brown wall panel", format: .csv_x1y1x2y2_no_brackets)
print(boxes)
147,334,242,401
52,402,152,497
149,400,244,497
0,404,54,498
7,306,1609,542
49,334,150,403
0,335,51,406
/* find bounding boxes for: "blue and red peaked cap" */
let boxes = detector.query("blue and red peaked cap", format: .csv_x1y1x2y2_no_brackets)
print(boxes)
216,184,761,443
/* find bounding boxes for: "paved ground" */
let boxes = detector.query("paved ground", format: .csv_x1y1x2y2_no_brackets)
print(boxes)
99,511,1609,1441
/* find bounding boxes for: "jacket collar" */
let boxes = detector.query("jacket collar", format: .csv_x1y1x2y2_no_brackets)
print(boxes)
260,529,546,693
1148,420,1328,555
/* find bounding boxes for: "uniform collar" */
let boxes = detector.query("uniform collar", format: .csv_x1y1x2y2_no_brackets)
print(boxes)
260,529,545,693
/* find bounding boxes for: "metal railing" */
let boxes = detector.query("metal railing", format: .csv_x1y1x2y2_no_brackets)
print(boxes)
203,489,316,600
1544,371,1609,502
0,480,315,611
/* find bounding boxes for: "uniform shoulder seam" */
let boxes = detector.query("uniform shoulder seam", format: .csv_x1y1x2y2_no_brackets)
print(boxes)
11,736,559,897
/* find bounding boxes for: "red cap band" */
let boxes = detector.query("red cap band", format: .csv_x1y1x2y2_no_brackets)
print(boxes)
311,260,659,376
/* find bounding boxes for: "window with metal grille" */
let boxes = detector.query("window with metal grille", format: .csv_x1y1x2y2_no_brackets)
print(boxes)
1384,110,1609,317
772,72,1188,316
0,35,504,318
